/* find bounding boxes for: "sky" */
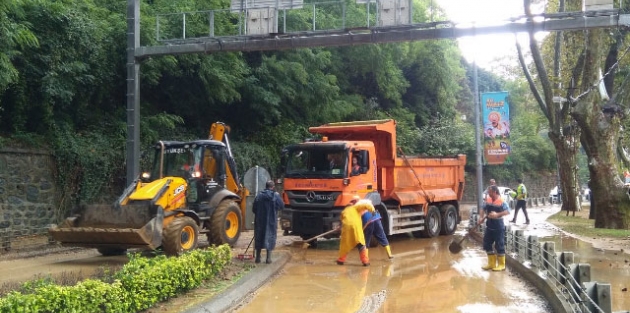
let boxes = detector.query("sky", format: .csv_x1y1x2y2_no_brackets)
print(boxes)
435,0,536,70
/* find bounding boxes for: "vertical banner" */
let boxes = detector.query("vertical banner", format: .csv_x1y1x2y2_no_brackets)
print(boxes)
481,92,510,165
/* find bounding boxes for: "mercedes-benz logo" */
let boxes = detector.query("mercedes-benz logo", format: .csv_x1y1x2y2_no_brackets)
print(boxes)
305,191,316,202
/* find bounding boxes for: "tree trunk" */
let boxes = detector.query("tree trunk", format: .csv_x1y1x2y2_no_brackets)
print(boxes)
577,112,629,229
572,29,630,229
550,132,580,215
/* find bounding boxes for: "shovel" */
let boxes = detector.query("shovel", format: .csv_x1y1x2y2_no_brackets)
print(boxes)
292,227,340,249
448,216,487,254
237,234,255,261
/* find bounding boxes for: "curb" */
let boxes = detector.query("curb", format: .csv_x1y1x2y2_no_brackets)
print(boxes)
184,250,291,313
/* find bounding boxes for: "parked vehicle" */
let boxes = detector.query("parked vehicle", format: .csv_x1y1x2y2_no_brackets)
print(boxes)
49,123,251,256
278,119,466,243
549,186,560,204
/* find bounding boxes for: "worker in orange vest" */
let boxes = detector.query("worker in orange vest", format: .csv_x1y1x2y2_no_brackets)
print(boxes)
481,185,510,271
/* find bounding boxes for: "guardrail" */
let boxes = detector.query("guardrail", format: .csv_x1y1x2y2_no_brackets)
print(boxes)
468,213,624,313
0,226,55,256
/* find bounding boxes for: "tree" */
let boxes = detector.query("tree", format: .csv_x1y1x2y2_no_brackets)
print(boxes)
518,0,629,228
0,0,38,104
516,0,581,216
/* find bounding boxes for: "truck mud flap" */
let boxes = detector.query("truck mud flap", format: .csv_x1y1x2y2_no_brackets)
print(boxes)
49,203,163,249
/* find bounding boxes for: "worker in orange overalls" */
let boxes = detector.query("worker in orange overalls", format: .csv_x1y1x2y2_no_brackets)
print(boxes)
336,196,370,266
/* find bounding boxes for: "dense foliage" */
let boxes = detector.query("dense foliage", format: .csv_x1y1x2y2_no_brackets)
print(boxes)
0,0,556,215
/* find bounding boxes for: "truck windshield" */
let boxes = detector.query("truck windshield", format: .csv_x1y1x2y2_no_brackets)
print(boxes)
284,148,348,178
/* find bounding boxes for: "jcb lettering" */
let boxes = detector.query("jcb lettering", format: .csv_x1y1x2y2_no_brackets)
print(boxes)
174,185,185,196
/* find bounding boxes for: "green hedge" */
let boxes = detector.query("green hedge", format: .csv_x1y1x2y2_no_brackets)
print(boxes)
0,245,232,313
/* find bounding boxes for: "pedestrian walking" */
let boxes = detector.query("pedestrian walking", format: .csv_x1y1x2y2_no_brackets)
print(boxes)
481,185,510,271
253,180,284,264
336,197,370,266
361,200,393,259
483,178,497,201
510,178,529,224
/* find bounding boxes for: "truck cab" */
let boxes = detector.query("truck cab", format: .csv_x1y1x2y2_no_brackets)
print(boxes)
279,139,377,240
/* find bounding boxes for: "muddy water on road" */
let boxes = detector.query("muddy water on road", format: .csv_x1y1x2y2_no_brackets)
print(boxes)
540,233,630,310
235,234,551,313
0,250,128,287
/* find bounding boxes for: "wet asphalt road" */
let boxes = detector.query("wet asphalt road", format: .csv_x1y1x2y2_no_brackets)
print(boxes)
232,206,562,313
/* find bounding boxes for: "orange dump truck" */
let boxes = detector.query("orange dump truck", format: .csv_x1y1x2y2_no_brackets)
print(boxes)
278,119,466,243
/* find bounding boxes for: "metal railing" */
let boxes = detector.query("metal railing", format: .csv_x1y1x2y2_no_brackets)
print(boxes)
468,214,619,313
0,226,57,258
154,0,417,42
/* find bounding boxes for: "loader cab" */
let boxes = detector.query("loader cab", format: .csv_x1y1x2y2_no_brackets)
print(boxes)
144,140,229,202
188,139,228,186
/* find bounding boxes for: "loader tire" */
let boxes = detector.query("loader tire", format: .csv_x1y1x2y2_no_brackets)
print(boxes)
97,247,127,256
163,216,199,256
208,200,242,246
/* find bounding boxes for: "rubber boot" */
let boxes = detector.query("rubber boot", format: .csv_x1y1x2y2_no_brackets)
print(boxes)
336,255,347,265
255,249,261,264
360,248,370,266
265,249,272,264
493,254,506,271
385,245,394,259
482,254,496,270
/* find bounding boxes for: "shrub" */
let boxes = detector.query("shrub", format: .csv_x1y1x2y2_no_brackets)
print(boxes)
0,245,232,313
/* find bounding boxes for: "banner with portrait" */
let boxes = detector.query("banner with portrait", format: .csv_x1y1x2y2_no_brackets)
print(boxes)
481,92,510,165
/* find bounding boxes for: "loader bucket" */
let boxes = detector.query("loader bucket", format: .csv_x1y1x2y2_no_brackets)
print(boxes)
49,203,164,250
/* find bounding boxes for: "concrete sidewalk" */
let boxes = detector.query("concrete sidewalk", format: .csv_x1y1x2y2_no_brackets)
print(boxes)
184,250,292,313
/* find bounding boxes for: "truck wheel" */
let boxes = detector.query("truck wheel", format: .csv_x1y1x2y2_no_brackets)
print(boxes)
208,200,242,246
421,205,441,238
97,247,127,256
440,204,458,235
163,216,199,256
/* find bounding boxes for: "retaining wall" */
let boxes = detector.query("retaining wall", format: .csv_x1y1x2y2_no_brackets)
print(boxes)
0,148,59,252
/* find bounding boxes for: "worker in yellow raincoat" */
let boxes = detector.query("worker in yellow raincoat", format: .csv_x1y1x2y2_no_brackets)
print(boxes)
336,197,371,266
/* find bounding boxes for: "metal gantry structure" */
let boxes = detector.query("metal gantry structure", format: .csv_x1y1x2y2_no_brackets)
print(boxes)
126,0,630,184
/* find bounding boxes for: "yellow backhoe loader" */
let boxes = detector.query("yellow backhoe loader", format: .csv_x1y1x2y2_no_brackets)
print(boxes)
49,122,250,256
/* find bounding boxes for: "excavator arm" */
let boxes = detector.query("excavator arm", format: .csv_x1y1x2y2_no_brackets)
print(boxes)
209,122,249,209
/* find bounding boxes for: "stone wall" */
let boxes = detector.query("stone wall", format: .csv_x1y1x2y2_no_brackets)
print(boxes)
0,148,59,250
462,171,558,203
